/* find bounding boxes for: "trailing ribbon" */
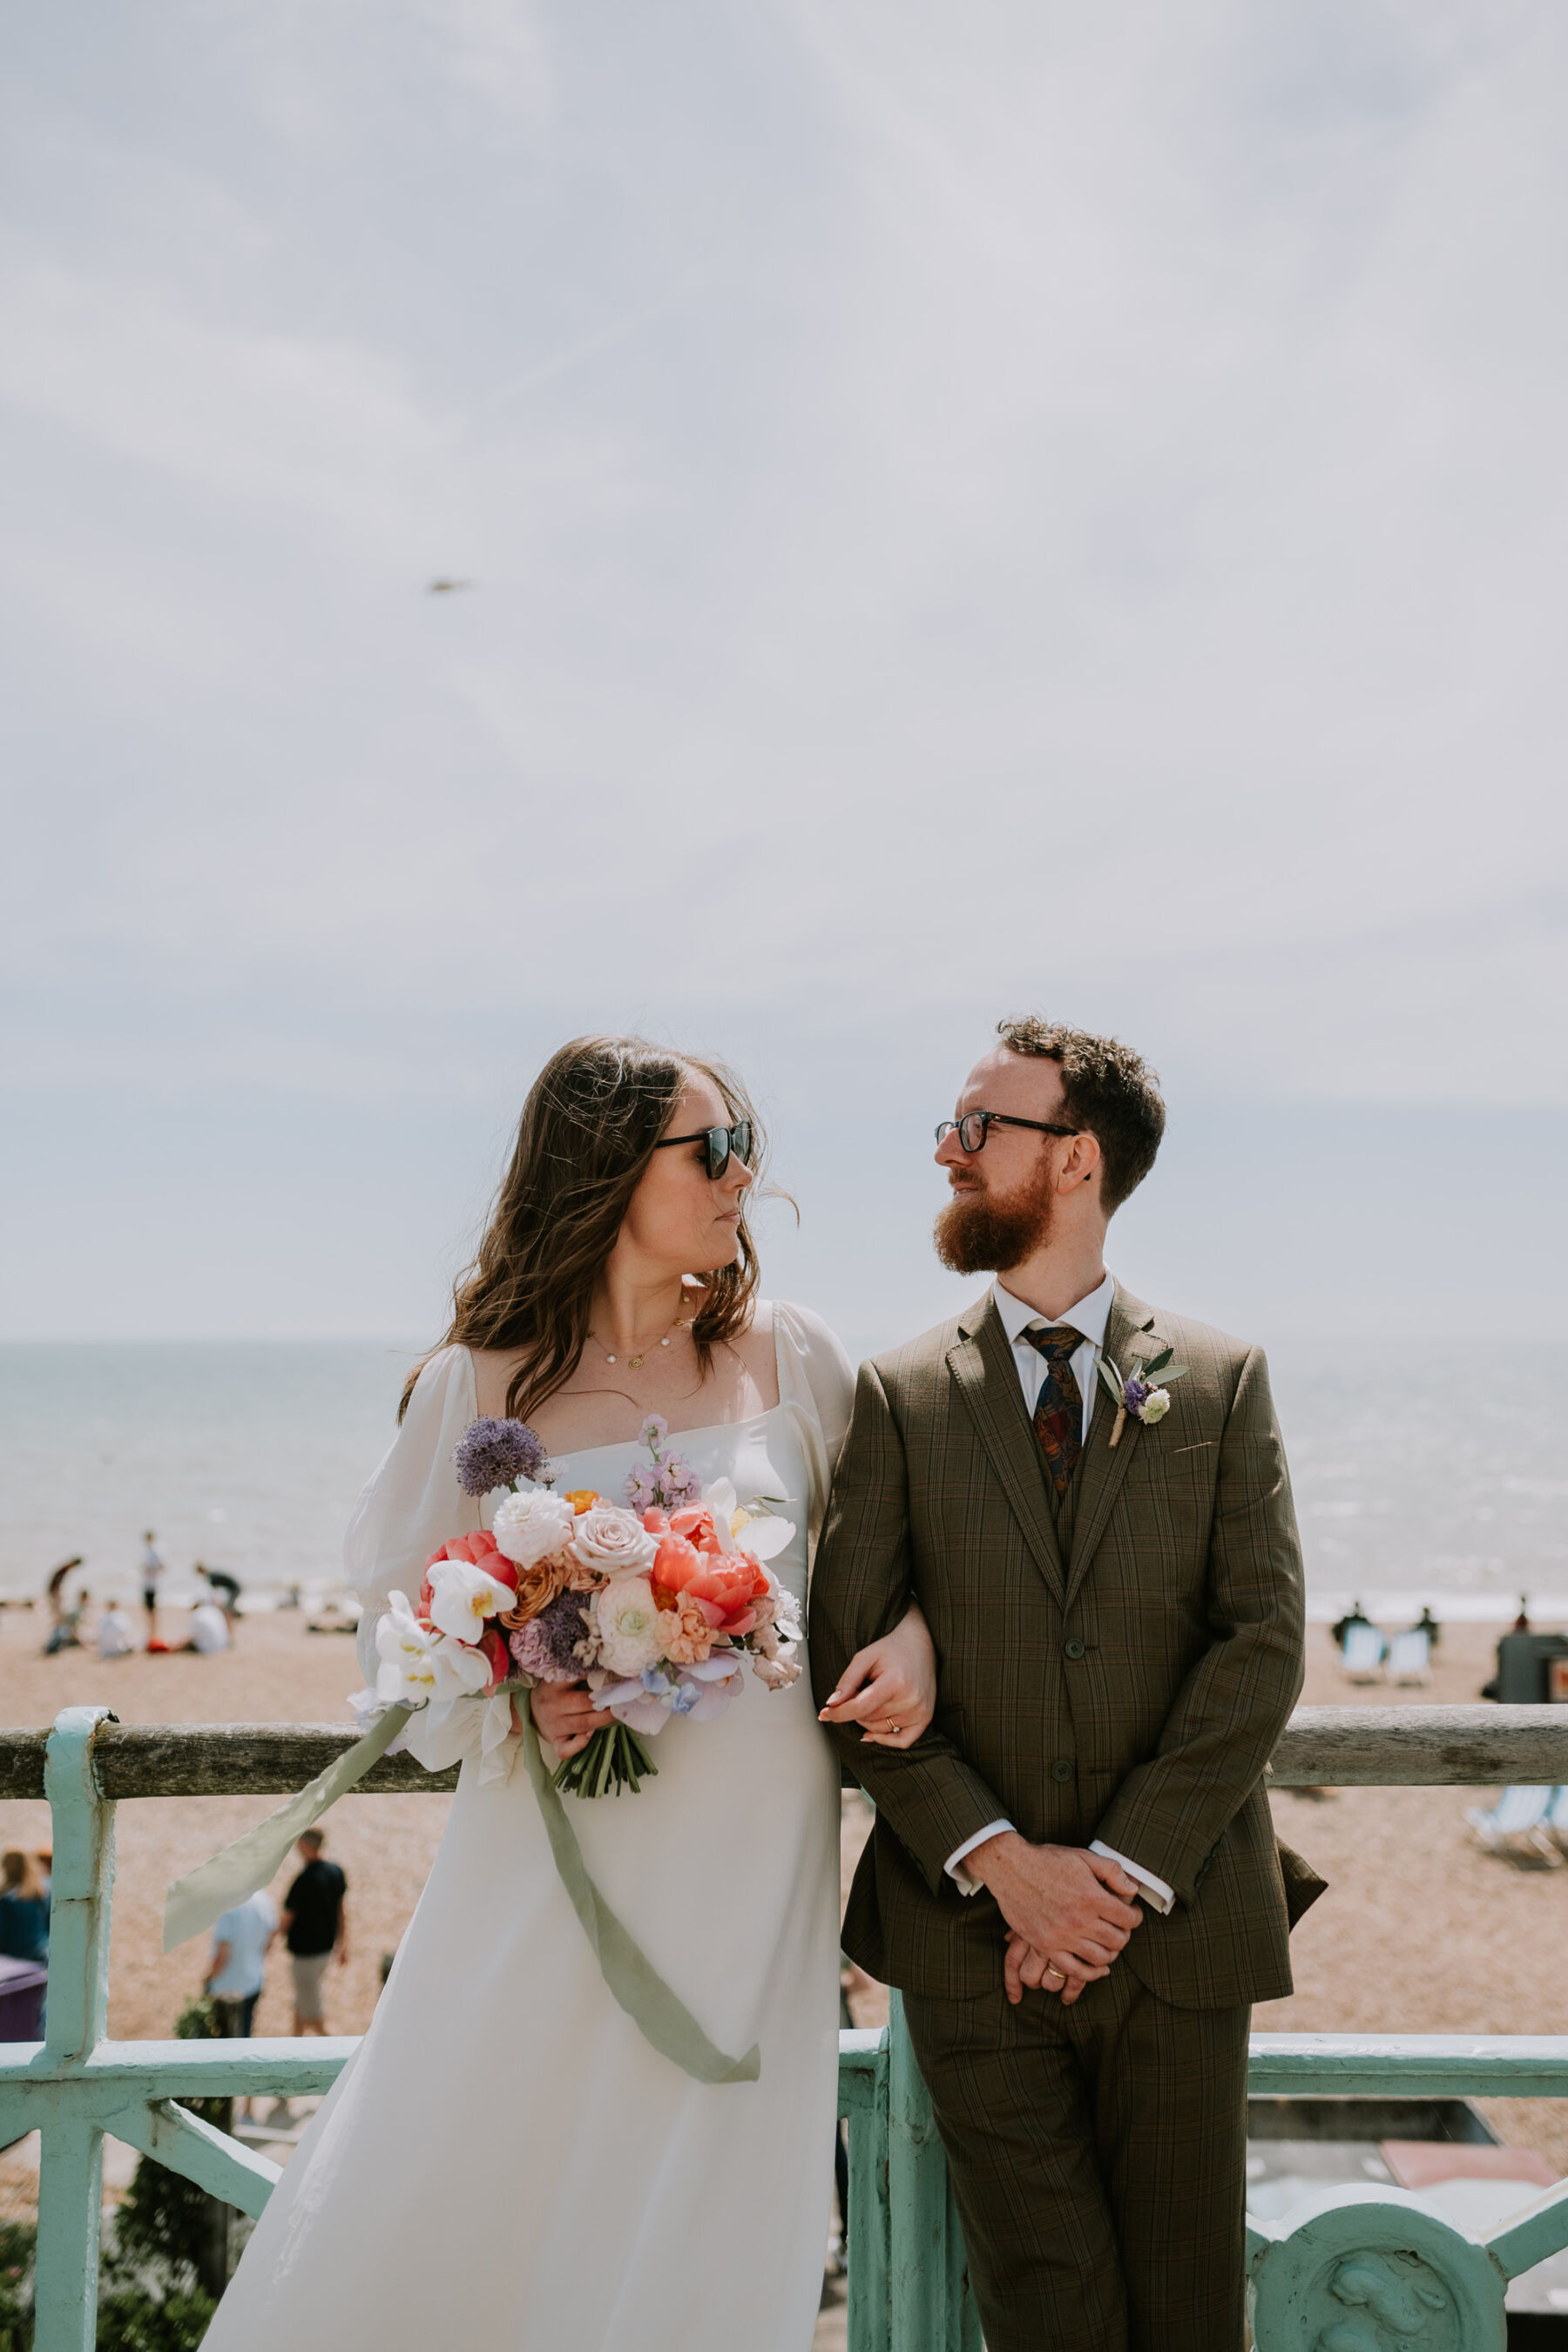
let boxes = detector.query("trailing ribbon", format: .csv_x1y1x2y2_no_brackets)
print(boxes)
519,1712,760,2085
162,1704,760,2086
162,1704,415,1954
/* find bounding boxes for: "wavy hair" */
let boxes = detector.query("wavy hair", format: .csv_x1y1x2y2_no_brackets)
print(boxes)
400,1035,767,1425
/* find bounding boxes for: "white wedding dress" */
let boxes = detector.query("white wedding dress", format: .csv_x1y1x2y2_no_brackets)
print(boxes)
202,1301,852,2352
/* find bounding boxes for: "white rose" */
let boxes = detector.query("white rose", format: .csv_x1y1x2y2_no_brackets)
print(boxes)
594,1576,664,1676
570,1504,657,1578
1137,1387,1172,1425
492,1487,576,1569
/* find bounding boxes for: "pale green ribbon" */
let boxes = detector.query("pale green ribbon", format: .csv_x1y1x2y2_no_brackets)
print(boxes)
163,1703,415,1955
162,1705,760,2087
517,1710,760,2085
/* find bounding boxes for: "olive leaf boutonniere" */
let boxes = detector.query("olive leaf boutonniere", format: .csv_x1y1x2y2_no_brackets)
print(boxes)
1095,1344,1191,1449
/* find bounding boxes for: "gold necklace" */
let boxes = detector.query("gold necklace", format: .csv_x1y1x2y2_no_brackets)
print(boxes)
596,1313,692,1370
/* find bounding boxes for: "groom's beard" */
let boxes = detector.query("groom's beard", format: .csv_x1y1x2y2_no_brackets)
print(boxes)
933,1161,1056,1276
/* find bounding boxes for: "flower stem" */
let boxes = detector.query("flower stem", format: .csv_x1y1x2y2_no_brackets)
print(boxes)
551,1721,659,1799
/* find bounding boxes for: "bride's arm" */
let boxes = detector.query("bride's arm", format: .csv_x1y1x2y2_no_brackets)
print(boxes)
817,1598,936,1751
345,1345,482,1692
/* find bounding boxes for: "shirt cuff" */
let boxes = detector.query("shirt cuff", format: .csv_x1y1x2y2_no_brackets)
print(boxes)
1090,1840,1175,1915
944,1820,1016,1896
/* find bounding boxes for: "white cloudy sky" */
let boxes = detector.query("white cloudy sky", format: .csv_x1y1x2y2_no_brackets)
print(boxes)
3,0,1565,1351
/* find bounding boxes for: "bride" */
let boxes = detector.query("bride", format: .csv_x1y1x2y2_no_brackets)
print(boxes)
203,1034,936,2352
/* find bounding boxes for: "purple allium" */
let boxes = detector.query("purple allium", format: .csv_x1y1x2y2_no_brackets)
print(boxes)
453,1416,548,1497
510,1590,597,1680
1122,1378,1149,1413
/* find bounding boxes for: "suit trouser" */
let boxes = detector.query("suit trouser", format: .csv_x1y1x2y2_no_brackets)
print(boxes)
903,1967,1250,2352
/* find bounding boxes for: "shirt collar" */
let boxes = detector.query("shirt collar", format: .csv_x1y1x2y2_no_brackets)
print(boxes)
993,1268,1116,1353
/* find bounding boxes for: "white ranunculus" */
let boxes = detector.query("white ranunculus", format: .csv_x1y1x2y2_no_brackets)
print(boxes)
425,1558,515,1643
569,1504,657,1578
594,1576,664,1676
1137,1387,1172,1425
492,1486,576,1569
375,1591,440,1707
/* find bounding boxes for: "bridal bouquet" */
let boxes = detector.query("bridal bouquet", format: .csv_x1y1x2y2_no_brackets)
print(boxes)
372,1413,802,1797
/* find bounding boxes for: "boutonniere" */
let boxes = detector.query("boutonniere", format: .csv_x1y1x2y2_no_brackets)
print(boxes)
1094,1345,1190,1449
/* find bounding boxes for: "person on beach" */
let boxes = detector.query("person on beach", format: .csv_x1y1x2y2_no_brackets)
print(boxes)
42,1558,84,1653
206,1888,278,2122
810,1017,1322,2352
0,1852,51,1963
200,1034,938,2352
139,1531,164,1637
280,1830,348,2037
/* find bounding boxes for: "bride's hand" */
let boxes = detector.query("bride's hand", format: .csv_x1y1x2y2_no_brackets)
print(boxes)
528,1680,614,1758
817,1600,936,1750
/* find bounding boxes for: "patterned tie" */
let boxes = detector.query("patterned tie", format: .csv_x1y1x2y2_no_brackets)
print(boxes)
1024,1324,1085,1496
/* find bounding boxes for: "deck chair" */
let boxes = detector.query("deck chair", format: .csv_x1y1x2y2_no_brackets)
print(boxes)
1341,1623,1387,1681
1388,1628,1431,1685
1464,1786,1562,1864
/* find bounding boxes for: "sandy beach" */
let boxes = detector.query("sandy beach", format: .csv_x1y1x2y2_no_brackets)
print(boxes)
8,1603,1568,2201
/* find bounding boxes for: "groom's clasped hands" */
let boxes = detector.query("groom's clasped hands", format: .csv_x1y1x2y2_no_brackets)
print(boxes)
967,1833,1143,2006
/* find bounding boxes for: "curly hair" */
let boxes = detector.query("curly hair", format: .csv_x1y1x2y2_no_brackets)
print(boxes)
995,1016,1165,1215
400,1035,766,1423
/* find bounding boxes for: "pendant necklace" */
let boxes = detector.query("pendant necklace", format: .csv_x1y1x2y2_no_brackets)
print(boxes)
598,1312,692,1370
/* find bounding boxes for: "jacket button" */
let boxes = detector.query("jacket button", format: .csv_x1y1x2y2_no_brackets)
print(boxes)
1064,1638,1085,1660
1051,1759,1075,1782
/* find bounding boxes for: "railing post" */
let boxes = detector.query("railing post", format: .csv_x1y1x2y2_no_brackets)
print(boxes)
33,1707,118,2352
43,1707,118,2061
887,1992,980,2351
846,2034,890,2352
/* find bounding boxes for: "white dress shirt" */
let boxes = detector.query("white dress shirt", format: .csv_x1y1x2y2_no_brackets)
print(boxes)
943,1273,1175,1916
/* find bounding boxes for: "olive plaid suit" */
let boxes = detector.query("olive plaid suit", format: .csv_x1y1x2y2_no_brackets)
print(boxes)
808,1284,1320,2352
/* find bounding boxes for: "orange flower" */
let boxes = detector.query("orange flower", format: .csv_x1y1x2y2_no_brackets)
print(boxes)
657,1596,714,1665
564,1489,600,1516
497,1558,570,1628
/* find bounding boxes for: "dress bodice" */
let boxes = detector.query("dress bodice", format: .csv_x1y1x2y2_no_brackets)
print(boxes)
532,1406,812,1604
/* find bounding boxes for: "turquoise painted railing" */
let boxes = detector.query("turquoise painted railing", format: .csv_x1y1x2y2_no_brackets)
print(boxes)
7,1703,1568,2349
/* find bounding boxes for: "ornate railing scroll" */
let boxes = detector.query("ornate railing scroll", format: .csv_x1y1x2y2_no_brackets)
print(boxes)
7,1705,1568,2349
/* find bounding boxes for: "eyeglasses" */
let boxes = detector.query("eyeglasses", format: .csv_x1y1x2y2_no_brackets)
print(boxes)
653,1119,754,1180
935,1112,1079,1154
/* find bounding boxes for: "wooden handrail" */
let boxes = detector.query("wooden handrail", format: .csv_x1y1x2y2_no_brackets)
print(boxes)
2,1702,1566,1801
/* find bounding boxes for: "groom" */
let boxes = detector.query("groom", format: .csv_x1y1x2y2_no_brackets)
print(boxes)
810,1017,1320,2352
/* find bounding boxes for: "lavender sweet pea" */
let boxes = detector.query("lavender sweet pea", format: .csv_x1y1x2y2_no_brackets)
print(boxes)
453,1416,550,1498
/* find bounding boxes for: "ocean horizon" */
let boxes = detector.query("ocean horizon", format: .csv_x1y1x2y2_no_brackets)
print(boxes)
3,1336,1565,1623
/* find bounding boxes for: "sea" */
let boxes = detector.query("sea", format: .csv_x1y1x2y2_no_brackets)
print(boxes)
2,1340,1565,1625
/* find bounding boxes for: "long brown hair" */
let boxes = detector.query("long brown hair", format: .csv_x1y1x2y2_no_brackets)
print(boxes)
401,1035,767,1424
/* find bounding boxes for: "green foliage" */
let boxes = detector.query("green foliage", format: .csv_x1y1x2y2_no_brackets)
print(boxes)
0,2220,34,2352
95,2286,217,2351
109,1990,242,2315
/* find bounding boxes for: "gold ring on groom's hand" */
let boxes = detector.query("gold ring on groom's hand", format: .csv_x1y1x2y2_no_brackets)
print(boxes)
1043,1963,1065,1984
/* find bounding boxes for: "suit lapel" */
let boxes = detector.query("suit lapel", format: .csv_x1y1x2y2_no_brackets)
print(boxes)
1062,1282,1159,1612
946,1294,1066,1606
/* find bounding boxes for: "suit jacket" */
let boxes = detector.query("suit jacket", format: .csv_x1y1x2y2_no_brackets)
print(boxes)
808,1283,1320,2010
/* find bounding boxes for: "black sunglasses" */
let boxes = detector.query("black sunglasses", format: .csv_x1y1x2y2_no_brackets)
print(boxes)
935,1112,1079,1153
653,1119,754,1180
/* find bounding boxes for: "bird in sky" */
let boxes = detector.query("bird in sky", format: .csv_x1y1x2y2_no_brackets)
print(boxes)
426,578,476,594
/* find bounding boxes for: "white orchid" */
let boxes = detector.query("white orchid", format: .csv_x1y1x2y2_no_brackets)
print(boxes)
375,1591,443,1706
699,1477,794,1563
424,1557,516,1644
491,1485,576,1570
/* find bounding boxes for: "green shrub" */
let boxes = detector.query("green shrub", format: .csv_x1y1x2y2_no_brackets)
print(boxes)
0,2220,34,2352
95,2287,216,2351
